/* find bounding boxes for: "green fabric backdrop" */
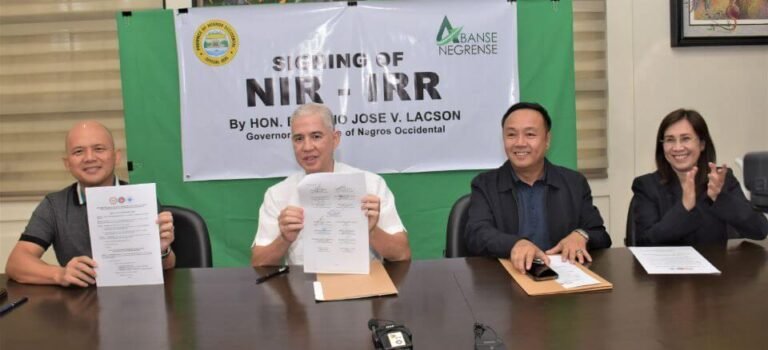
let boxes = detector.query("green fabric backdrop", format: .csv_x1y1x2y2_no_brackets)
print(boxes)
116,1,576,266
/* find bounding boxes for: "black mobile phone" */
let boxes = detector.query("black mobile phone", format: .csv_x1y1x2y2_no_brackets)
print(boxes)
526,260,558,281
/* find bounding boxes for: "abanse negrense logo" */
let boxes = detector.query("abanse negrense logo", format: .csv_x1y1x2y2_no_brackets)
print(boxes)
435,16,498,56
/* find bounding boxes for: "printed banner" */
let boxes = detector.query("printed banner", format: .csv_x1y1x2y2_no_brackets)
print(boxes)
175,0,518,181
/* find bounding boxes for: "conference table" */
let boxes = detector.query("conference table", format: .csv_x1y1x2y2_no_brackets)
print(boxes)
1,240,767,350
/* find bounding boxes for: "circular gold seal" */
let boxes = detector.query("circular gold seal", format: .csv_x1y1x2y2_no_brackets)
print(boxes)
193,19,239,66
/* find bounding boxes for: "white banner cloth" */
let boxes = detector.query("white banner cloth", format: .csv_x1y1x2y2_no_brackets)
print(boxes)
175,0,518,181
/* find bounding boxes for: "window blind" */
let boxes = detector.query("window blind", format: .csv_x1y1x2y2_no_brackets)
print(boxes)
573,0,608,178
0,0,162,199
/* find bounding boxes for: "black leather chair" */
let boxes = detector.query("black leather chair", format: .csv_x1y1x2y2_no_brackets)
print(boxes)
164,205,213,268
624,196,637,247
444,194,471,258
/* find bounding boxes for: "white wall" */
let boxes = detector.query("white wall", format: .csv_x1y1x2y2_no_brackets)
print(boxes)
596,0,768,247
2,0,767,270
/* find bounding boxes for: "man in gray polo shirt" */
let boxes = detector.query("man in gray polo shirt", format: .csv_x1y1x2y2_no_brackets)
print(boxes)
5,121,176,287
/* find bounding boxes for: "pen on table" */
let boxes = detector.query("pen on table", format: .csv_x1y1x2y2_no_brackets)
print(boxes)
0,297,28,316
256,266,290,284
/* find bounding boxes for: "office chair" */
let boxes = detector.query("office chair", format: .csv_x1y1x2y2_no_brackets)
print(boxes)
163,205,213,268
445,194,471,258
624,196,637,247
744,151,768,213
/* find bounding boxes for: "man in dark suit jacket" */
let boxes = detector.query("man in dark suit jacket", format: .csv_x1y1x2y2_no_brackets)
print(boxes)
465,102,611,272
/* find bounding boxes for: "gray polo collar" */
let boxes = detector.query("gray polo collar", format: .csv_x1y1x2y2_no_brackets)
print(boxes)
76,175,121,205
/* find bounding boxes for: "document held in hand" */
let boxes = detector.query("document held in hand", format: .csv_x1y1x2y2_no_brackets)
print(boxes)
299,172,370,274
86,183,164,287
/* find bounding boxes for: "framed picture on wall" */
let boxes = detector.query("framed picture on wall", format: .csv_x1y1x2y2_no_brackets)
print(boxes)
671,0,768,46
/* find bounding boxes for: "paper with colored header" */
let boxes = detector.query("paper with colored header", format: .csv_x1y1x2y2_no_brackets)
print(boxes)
629,246,721,274
86,183,164,287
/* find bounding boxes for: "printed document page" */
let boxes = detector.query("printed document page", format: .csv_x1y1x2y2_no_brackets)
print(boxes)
299,173,369,274
86,183,164,287
547,255,600,289
629,246,721,274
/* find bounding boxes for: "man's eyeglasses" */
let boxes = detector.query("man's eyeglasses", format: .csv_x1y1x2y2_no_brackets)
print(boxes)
660,135,697,147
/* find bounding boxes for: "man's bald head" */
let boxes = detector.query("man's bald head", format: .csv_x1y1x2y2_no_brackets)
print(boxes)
63,120,120,188
65,120,115,153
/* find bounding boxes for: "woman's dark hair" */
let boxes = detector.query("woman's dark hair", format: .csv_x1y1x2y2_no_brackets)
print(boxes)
655,108,716,186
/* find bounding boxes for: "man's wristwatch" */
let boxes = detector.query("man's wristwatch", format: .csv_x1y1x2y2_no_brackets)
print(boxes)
574,229,590,242
162,247,172,259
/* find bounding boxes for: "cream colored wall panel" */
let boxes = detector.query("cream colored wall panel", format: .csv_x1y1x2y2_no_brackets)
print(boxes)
0,199,44,272
0,0,160,18
0,38,117,56
577,136,607,150
0,131,126,154
0,168,131,198
0,50,118,73
575,96,606,110
0,28,116,44
0,219,60,273
0,58,120,75
0,78,121,95
593,195,614,246
1,152,127,172
0,94,123,115
0,19,115,36
573,1,605,13
575,78,607,91
0,233,18,272
574,40,605,52
0,112,124,133
574,20,605,33
578,157,607,170
3,158,77,173
577,115,607,130
0,201,39,220
575,58,606,72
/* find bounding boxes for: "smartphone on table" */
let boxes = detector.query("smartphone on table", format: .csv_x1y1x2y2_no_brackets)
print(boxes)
526,259,558,281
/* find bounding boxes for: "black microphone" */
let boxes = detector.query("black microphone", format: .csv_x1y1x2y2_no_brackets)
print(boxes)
453,273,507,350
368,318,413,350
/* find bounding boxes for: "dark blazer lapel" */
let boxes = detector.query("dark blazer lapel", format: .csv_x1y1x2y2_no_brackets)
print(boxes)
496,161,519,236
661,177,679,214
544,163,568,246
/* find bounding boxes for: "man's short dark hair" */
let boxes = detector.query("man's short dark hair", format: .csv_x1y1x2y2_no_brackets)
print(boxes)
501,102,552,131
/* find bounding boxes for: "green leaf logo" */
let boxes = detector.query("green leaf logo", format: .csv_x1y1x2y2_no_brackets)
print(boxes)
436,16,462,46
